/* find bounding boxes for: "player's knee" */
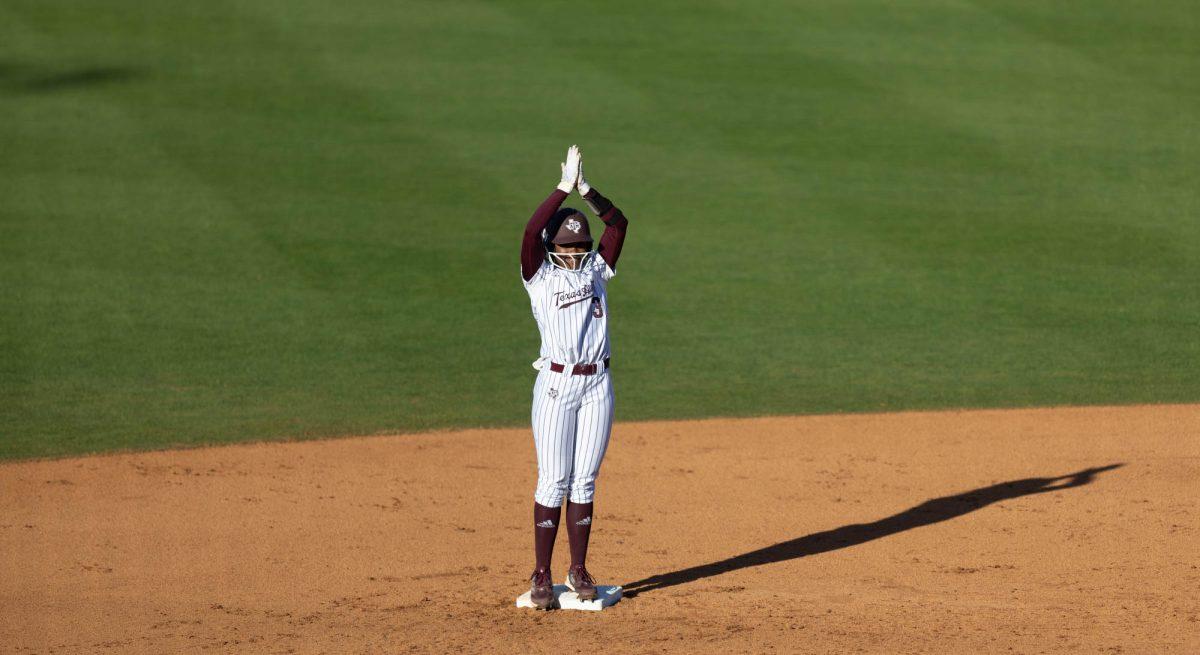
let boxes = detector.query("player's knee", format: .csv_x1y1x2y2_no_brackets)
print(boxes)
535,472,570,506
568,477,596,504
538,470,569,490
534,490,565,507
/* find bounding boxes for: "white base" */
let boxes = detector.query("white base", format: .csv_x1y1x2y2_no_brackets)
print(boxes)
515,584,622,611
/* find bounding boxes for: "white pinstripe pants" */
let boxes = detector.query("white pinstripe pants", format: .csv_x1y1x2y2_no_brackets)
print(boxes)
531,367,614,508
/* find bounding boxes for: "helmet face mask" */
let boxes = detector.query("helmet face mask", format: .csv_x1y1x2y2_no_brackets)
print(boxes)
547,248,593,272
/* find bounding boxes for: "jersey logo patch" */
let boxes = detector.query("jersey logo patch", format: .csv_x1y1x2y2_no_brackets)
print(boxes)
591,297,603,318
547,388,559,399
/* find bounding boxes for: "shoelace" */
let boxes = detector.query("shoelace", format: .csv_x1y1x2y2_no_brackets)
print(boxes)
531,569,552,588
571,567,595,587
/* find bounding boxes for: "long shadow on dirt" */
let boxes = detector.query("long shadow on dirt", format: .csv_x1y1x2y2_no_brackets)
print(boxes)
622,464,1123,598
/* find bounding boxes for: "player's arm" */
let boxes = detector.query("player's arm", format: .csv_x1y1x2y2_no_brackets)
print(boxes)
578,161,628,271
521,190,567,281
521,146,580,281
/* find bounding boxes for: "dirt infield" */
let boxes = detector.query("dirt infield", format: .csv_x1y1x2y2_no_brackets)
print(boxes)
2,404,1197,654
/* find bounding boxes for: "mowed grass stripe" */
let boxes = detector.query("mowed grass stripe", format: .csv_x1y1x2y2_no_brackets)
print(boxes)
1,1,1197,459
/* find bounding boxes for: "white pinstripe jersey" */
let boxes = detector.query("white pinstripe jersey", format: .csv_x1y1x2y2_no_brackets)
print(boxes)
522,255,615,367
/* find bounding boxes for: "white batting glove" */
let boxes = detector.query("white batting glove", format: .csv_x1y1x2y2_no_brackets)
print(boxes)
576,148,591,196
557,145,581,193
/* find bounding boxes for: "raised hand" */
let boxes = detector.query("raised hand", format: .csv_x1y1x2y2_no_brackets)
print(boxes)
557,144,581,193
576,147,591,196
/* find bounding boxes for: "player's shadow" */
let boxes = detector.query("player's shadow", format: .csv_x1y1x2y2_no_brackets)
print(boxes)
622,464,1123,598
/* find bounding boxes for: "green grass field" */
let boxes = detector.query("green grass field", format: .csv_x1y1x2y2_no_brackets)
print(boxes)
2,1,1197,459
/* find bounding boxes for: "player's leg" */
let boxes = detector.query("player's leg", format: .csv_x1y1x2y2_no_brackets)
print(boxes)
567,371,613,515
529,370,582,582
564,371,614,598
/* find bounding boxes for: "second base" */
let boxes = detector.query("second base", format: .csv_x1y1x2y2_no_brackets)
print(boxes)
515,584,622,611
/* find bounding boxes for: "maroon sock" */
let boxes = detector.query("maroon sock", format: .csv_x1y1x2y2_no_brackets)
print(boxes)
565,501,594,568
533,503,561,571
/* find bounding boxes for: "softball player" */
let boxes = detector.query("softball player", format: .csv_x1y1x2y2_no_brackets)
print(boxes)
520,145,628,609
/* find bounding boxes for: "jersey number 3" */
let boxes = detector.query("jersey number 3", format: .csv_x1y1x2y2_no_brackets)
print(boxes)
591,297,604,318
